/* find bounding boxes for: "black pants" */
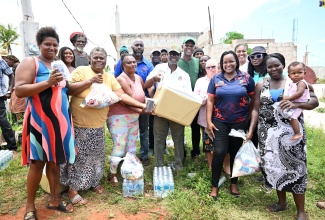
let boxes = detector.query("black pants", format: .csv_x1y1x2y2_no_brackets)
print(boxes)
149,115,154,150
0,98,17,151
211,119,248,187
190,112,201,157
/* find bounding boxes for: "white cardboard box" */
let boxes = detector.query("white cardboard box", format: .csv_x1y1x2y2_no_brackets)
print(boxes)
153,84,202,126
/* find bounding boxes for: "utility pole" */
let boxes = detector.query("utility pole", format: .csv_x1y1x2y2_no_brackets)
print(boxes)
20,0,39,58
303,45,309,66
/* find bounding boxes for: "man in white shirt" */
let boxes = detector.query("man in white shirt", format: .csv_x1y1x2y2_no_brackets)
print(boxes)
145,45,191,171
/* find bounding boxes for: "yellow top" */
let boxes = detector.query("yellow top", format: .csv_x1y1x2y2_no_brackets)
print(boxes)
70,66,121,128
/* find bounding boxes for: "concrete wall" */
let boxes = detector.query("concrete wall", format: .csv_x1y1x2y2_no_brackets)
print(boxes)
200,32,297,66
110,31,324,82
110,32,202,60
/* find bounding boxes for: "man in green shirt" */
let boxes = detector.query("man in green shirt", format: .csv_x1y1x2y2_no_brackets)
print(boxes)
178,37,201,160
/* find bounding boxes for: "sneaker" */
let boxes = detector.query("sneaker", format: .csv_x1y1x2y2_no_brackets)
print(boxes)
164,148,170,155
148,149,154,157
140,158,150,166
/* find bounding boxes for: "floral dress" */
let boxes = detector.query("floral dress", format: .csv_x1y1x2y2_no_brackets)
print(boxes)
258,79,307,194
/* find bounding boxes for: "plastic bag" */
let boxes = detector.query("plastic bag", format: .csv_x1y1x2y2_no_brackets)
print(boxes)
232,140,261,178
272,102,294,119
51,60,71,81
80,83,120,108
120,152,144,180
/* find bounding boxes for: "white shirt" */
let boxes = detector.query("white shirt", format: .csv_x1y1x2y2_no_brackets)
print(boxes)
146,63,191,91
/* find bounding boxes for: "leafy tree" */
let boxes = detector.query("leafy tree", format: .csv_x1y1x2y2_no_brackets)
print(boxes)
220,31,244,44
0,24,19,55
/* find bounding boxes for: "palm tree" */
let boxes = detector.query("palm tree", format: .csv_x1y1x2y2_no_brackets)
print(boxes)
0,24,19,55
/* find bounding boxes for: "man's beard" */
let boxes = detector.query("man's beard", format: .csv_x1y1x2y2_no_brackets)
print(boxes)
76,46,84,52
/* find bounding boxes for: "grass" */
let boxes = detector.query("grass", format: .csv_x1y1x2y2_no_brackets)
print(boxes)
316,108,325,113
1,126,325,219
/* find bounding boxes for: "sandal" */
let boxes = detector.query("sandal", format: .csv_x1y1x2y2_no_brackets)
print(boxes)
46,201,73,213
266,203,289,212
24,210,37,220
70,194,88,206
93,185,104,194
109,175,118,186
317,201,325,210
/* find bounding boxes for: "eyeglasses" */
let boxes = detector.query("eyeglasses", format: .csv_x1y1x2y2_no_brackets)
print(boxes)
249,54,263,59
206,66,216,70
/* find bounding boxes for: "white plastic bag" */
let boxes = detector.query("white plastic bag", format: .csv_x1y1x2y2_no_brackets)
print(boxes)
232,140,261,178
80,83,120,108
272,102,294,119
51,60,71,81
120,152,144,180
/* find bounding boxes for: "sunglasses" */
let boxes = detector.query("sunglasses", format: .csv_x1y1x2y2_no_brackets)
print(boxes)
206,66,216,70
249,54,263,59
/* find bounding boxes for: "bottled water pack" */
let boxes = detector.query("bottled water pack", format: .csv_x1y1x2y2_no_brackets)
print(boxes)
122,178,144,197
0,150,14,170
153,166,174,198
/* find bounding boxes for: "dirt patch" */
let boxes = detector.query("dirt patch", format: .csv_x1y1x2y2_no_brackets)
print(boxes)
0,194,168,220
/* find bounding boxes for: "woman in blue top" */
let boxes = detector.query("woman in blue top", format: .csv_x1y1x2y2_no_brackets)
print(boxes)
206,50,255,200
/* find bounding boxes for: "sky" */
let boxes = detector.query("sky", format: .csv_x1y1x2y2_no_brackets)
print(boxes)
1,0,324,67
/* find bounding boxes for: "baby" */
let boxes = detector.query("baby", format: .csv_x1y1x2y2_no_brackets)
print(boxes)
283,61,310,140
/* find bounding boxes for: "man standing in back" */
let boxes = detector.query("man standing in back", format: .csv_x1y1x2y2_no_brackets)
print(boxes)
114,39,154,166
160,49,169,63
0,58,17,156
70,32,89,67
178,37,201,160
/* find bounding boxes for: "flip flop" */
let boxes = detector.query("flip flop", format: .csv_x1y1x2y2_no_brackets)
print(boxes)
266,203,289,212
24,210,37,220
46,201,73,213
70,194,88,206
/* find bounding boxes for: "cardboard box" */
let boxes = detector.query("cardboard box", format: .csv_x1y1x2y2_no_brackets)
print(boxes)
153,84,202,126
39,165,68,194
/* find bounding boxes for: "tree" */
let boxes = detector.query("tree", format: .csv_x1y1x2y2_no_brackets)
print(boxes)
219,31,244,44
0,24,19,55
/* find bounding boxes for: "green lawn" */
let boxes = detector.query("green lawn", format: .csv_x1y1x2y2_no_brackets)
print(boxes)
1,125,325,219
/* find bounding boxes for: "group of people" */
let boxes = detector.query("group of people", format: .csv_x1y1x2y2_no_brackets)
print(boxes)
5,25,319,220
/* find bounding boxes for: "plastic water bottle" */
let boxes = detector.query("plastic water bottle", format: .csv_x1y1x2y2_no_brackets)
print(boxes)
169,177,174,193
162,176,169,198
0,150,13,170
218,176,227,187
128,180,135,196
137,178,144,195
153,173,158,197
123,179,129,197
157,178,163,198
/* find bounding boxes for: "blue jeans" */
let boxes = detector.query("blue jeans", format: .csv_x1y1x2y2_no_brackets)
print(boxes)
0,98,17,151
139,114,149,159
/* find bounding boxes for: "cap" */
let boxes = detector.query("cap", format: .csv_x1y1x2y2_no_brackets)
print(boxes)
169,44,181,54
193,48,204,56
150,49,161,55
0,49,8,57
119,45,129,55
251,46,267,55
182,37,196,45
69,32,87,43
160,48,168,53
